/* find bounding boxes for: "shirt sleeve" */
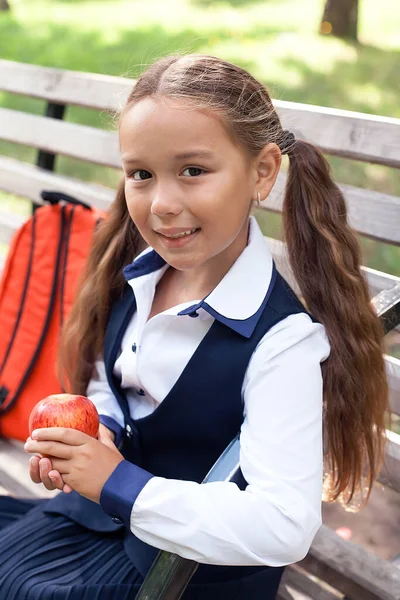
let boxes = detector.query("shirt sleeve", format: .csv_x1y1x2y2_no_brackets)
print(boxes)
86,358,125,446
100,313,331,567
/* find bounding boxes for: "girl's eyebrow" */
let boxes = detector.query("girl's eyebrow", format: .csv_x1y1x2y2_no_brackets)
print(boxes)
121,150,215,164
173,150,215,160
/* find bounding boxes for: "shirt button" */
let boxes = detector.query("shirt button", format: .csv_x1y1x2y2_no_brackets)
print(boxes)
131,343,137,353
137,389,145,396
111,516,123,524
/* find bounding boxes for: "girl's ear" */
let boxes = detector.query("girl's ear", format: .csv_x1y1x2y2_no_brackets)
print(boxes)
252,143,282,203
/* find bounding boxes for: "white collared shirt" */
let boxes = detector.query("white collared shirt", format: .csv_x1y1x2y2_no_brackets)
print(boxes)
87,216,331,566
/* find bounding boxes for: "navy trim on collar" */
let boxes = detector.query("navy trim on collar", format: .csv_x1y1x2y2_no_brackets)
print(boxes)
123,249,278,339
123,250,166,281
178,263,278,338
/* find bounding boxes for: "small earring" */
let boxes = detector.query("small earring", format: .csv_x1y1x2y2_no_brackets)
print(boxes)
256,192,261,207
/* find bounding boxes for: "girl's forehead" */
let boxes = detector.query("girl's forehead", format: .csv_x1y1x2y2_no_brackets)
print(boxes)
120,96,227,140
119,96,245,162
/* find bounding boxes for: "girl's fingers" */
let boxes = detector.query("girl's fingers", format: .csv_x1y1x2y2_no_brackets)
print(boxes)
30,428,88,445
25,440,73,459
28,450,72,493
38,458,62,491
29,456,42,484
62,483,73,494
47,469,69,492
47,469,73,494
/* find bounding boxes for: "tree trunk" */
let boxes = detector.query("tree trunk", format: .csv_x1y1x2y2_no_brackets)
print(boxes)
320,0,358,41
0,0,10,10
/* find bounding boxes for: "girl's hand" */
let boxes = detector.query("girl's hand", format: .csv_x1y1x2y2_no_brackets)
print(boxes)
28,424,116,494
25,425,123,503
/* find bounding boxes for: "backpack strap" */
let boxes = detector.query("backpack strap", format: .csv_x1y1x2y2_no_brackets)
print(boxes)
59,204,76,332
0,205,68,415
0,210,38,378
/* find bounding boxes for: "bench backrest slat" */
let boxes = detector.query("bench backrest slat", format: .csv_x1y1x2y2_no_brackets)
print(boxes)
0,156,114,212
276,100,400,169
0,108,120,168
278,566,340,600
303,523,400,600
263,171,400,246
1,59,400,168
0,59,131,112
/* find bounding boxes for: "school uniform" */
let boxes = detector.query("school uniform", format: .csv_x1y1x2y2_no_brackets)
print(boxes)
0,216,330,599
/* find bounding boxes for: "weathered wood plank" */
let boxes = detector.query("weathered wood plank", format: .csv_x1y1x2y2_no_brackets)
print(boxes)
262,171,400,246
277,584,312,600
279,565,342,600
0,156,115,213
300,523,400,600
275,100,400,169
387,356,400,418
265,235,400,303
0,467,38,497
380,431,400,493
0,439,59,499
0,209,24,245
0,108,120,167
1,60,399,168
365,267,400,297
0,59,132,112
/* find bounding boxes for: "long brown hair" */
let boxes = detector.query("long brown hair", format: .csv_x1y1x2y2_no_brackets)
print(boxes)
59,53,389,507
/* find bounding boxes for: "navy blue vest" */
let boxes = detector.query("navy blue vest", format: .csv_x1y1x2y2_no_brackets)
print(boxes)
44,257,317,599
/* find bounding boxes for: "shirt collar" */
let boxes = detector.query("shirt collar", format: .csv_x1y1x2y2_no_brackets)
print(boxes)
122,216,276,338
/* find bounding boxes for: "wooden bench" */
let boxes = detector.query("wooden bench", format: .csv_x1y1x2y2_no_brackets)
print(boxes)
0,59,399,600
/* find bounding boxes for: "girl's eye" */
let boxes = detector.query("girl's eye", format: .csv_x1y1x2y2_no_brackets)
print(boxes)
131,170,152,180
182,167,205,177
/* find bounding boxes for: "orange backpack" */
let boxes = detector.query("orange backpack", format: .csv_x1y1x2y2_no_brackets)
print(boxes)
0,191,106,441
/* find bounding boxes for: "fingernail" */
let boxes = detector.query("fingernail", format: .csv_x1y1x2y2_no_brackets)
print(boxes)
31,430,38,439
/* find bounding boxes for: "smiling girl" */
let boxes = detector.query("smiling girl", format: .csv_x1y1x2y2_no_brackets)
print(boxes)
0,54,389,600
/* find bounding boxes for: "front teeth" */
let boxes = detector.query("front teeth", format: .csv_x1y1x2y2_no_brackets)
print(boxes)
163,228,198,239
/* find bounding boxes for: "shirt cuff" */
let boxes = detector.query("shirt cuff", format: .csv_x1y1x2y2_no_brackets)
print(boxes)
99,414,124,448
100,460,154,527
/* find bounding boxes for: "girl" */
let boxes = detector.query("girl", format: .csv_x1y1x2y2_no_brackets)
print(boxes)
0,54,389,600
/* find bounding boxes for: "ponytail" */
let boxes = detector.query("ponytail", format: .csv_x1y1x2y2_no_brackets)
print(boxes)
283,140,390,506
58,180,145,395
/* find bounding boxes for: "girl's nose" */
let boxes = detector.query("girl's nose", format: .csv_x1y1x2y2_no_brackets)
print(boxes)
151,190,183,217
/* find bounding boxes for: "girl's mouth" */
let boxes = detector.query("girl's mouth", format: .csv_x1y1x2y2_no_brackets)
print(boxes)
156,228,201,248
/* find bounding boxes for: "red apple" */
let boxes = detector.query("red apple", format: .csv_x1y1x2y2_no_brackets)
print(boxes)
29,394,99,438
